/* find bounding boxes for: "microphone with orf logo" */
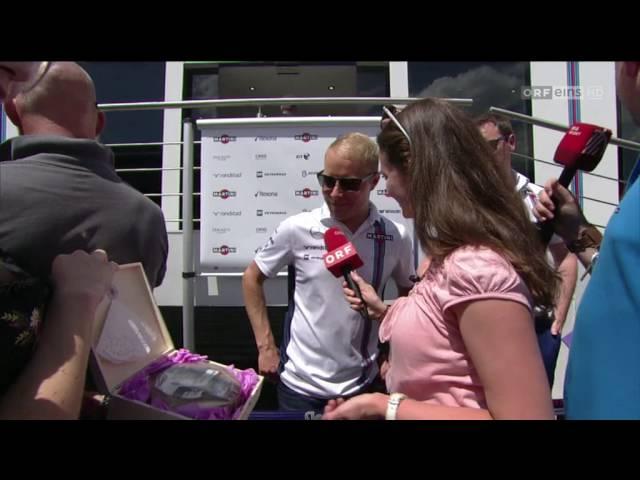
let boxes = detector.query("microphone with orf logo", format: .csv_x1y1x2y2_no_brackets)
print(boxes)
323,226,369,320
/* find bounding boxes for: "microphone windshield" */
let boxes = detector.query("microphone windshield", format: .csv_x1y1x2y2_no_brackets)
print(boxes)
324,226,349,251
554,122,612,172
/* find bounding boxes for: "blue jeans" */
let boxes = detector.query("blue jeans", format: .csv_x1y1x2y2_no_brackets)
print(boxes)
537,328,561,387
277,382,328,418
277,381,376,418
534,310,561,387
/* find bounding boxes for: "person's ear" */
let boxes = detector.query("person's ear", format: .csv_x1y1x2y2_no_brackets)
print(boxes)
370,173,380,190
95,110,106,137
3,97,22,130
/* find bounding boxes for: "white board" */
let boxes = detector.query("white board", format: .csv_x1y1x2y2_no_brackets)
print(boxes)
197,117,414,272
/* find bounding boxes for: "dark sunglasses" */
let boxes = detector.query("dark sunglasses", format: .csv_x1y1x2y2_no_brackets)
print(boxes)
316,170,378,192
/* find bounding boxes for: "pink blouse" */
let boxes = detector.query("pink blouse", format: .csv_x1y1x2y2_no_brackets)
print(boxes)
380,246,533,409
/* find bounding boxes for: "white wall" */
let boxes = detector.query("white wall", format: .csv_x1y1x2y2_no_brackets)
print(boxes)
530,61,619,398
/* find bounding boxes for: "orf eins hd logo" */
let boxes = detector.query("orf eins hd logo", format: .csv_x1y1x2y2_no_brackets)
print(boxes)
212,189,237,199
294,132,318,143
295,188,319,199
213,134,237,144
212,245,237,255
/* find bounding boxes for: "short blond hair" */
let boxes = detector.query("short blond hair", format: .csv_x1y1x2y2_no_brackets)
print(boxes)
328,132,379,172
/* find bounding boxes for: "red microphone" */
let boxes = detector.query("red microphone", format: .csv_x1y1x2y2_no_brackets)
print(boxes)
323,227,363,276
323,227,368,320
554,122,611,185
538,122,612,245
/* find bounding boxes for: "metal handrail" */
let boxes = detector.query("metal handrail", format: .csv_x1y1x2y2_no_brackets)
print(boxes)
98,96,473,112
489,107,640,152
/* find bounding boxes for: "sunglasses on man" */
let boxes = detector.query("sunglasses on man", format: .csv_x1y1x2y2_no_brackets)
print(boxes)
487,134,513,150
316,170,378,192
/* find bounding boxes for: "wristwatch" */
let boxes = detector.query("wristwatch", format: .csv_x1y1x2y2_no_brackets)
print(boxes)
385,392,407,420
565,224,602,253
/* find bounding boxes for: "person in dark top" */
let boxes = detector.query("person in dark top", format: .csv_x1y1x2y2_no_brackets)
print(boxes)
0,61,168,287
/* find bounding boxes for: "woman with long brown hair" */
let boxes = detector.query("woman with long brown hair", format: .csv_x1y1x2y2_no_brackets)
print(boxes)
324,98,558,420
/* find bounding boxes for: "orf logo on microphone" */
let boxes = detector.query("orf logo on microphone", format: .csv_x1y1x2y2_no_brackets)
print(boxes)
323,242,364,277
324,243,355,266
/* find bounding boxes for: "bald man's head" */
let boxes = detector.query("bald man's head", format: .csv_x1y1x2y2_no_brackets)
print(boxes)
8,62,104,139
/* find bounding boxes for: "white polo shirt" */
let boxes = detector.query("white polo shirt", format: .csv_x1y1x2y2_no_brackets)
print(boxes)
254,202,415,398
515,171,563,248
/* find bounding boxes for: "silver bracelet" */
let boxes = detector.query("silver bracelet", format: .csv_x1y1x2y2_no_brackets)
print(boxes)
580,250,600,281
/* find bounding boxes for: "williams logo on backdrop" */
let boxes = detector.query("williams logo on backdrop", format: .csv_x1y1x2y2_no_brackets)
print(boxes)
295,188,319,199
213,134,237,144
212,189,237,199
212,245,237,255
294,132,318,143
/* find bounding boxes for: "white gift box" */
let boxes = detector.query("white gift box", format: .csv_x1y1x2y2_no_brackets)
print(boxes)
89,263,263,420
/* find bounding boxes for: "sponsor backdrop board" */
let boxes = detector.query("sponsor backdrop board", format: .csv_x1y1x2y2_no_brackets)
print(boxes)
197,117,414,272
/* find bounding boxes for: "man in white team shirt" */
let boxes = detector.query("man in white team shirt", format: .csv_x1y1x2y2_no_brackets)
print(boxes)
476,113,578,387
243,132,415,415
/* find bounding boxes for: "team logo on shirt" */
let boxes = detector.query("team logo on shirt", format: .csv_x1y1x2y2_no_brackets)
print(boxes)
309,226,325,239
376,189,390,196
259,236,275,251
367,233,394,241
